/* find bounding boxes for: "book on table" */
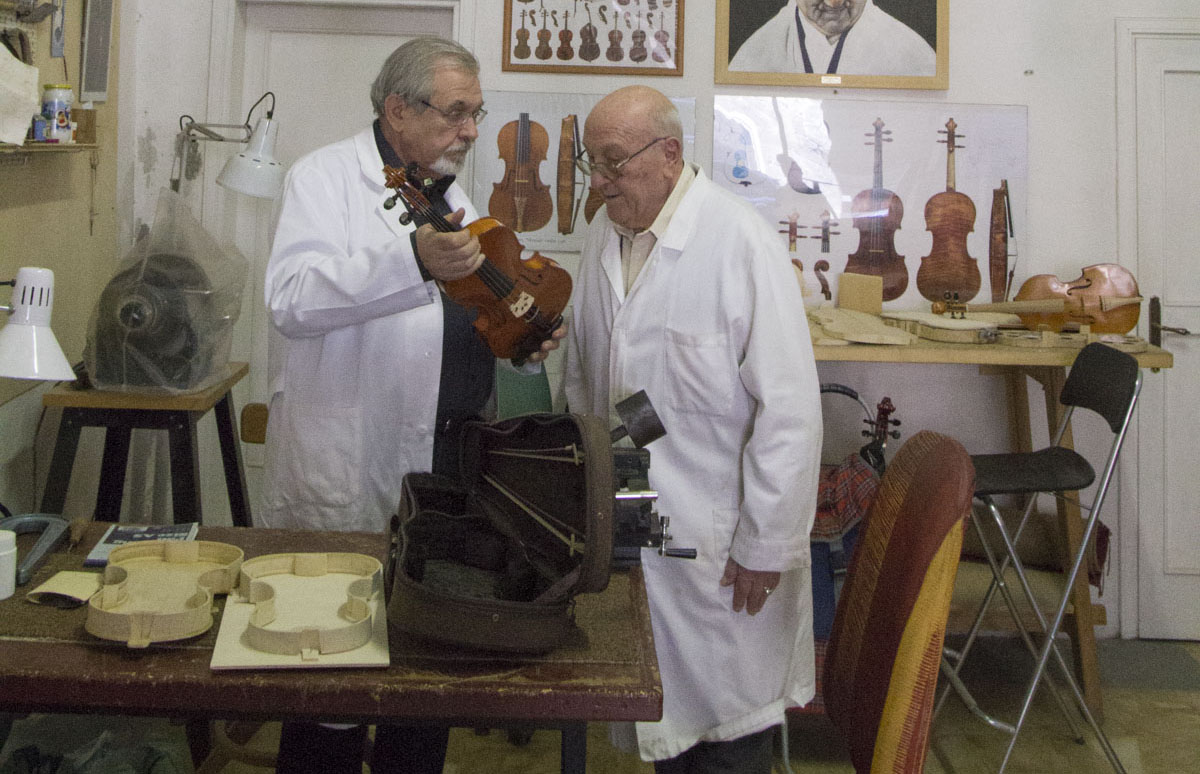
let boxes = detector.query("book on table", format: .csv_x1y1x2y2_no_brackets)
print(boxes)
83,523,200,567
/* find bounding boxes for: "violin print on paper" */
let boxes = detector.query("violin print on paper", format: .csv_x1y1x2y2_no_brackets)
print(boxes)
712,96,1028,308
503,0,681,75
469,91,697,253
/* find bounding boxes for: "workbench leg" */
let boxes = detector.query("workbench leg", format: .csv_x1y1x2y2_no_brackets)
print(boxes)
1040,367,1104,721
40,408,82,515
167,412,203,524
213,392,252,527
560,723,587,774
95,426,132,522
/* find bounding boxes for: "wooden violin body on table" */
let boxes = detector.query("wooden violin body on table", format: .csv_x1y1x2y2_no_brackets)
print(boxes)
846,119,907,301
489,112,553,233
932,263,1143,335
384,165,571,364
916,119,981,303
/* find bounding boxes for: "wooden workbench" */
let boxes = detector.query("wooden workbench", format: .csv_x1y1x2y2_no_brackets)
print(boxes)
813,338,1173,719
0,524,662,771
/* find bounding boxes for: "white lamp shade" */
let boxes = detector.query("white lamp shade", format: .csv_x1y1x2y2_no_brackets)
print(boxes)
0,267,76,381
217,116,285,199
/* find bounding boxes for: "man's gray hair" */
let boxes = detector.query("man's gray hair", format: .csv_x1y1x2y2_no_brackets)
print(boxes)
370,37,479,116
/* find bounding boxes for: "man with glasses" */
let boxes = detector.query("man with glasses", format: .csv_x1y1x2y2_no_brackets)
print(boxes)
263,36,559,773
564,85,822,773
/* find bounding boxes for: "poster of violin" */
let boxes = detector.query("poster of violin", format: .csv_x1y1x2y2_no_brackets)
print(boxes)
468,91,695,252
502,0,683,76
712,96,1027,308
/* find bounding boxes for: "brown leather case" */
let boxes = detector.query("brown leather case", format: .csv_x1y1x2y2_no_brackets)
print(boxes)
385,413,613,653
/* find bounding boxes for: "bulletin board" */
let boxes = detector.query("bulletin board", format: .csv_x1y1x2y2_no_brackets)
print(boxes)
712,96,1027,307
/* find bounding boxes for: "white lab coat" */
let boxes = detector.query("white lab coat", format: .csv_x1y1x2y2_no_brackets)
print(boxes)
564,168,823,760
260,127,477,534
729,0,936,77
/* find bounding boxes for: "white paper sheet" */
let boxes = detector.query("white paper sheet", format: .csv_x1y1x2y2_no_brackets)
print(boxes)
0,47,39,144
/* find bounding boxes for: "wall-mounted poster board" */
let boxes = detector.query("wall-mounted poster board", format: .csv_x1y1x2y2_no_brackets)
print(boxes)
502,0,683,76
469,91,695,253
716,0,948,90
713,96,1026,307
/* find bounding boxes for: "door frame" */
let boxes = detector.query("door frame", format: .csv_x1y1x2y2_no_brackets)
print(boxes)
1114,16,1200,638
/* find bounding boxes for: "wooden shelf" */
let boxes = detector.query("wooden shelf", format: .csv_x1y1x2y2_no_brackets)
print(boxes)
0,142,98,155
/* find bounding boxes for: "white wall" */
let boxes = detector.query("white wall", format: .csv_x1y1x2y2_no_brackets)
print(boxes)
0,0,1188,630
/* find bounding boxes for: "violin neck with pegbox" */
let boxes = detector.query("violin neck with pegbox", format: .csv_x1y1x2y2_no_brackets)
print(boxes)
382,164,571,364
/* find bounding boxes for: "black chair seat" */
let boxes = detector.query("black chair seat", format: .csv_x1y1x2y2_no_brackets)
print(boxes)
971,446,1096,497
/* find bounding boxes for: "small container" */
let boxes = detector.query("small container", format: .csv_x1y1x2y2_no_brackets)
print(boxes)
41,84,73,130
0,530,16,601
30,114,47,142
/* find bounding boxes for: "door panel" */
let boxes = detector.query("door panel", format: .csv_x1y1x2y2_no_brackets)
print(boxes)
1124,26,1200,639
233,3,455,500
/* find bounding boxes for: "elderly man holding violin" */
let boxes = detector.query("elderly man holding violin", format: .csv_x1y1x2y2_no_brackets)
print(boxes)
564,85,823,773
261,36,562,774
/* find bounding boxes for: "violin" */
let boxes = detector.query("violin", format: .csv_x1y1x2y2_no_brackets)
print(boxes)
535,9,553,60
489,112,553,233
651,11,671,63
514,10,532,60
814,260,832,301
383,165,571,364
916,119,981,302
557,10,575,60
778,212,800,253
846,119,907,301
579,3,601,62
989,179,1013,302
861,397,900,475
933,263,1143,335
556,114,581,235
815,210,840,253
606,11,624,62
630,12,647,62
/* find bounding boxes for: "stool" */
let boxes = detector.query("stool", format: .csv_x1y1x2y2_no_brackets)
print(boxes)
39,362,252,527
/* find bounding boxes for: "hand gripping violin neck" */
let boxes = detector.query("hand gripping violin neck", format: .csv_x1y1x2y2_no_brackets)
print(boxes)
383,164,571,365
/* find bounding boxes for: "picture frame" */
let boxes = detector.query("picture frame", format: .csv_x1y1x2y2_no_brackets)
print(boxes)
715,0,948,90
502,0,683,77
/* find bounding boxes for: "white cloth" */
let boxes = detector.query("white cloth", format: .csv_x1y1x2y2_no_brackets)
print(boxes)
260,127,474,534
564,167,823,760
729,0,935,77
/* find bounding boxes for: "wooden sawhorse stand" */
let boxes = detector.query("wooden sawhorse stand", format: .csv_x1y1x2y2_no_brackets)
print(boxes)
39,362,251,526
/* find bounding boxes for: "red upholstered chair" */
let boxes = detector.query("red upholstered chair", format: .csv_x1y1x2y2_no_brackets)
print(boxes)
821,430,974,773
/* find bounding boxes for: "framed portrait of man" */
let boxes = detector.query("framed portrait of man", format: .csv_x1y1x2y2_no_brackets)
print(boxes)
715,0,948,90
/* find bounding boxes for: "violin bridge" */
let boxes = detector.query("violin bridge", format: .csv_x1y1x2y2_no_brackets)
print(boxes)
509,291,535,318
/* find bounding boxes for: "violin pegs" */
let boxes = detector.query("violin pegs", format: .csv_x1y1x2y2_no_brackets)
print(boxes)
398,212,412,226
383,195,396,210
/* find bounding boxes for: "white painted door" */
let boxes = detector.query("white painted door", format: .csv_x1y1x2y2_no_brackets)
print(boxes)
1118,20,1200,639
223,1,457,502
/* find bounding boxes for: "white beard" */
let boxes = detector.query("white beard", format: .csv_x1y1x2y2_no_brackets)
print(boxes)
431,143,470,176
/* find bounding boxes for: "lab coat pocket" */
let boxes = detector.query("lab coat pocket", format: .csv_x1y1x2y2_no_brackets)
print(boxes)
665,328,733,415
275,404,363,507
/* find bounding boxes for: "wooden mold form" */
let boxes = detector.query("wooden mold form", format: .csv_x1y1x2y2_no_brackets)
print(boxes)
85,540,244,648
211,552,389,670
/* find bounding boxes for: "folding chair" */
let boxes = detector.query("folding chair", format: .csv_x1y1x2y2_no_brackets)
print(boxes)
937,343,1140,773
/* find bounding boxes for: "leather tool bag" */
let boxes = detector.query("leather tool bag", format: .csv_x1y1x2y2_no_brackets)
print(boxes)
385,412,613,653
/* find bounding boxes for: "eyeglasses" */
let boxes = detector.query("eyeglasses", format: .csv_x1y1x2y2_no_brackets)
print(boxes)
419,100,487,127
575,136,670,179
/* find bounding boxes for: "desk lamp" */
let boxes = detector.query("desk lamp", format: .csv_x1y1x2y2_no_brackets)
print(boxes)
0,267,75,381
169,91,284,199
0,267,74,585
